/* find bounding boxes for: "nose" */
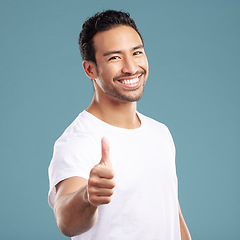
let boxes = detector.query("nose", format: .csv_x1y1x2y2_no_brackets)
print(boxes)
122,57,138,75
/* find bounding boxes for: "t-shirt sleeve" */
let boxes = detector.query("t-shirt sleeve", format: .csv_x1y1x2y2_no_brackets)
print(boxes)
165,126,176,159
163,125,178,190
48,134,99,208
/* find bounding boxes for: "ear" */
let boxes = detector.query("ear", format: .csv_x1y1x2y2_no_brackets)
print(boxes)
82,60,98,80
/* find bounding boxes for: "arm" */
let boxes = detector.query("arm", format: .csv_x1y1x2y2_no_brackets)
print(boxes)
54,177,97,237
53,137,115,237
178,202,191,240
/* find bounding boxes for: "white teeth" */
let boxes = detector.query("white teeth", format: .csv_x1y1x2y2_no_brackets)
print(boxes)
121,77,139,85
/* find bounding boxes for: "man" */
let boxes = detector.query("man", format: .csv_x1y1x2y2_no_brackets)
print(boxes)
48,10,191,240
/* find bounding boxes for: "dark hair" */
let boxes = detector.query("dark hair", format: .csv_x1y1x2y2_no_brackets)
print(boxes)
78,10,143,64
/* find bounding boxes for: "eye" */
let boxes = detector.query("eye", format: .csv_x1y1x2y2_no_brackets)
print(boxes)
108,56,120,61
133,51,143,56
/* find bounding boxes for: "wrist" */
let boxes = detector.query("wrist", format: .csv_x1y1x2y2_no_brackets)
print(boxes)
82,186,98,210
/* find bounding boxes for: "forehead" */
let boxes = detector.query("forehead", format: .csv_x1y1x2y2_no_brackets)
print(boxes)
93,25,143,54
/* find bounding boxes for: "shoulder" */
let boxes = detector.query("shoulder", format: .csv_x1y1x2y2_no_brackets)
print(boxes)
55,111,97,145
52,111,100,164
138,112,171,134
138,112,176,155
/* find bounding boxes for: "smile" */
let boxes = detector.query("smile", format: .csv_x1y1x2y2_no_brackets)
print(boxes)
117,74,142,88
119,77,139,85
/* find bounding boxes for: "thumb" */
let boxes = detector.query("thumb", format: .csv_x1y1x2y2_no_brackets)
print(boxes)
99,137,112,168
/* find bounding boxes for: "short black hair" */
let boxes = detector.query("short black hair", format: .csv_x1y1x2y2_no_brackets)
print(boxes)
78,10,143,64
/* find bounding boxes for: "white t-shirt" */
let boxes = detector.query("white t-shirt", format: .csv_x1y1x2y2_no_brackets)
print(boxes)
48,110,181,240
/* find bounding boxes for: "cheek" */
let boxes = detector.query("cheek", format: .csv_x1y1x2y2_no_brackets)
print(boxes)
136,56,148,69
103,64,122,79
97,68,115,85
143,57,149,68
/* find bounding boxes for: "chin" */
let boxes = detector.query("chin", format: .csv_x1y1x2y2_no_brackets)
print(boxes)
116,91,144,102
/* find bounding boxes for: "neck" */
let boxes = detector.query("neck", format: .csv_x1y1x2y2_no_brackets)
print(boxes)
86,94,141,129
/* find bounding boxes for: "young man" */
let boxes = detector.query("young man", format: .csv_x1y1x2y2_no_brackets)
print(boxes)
48,10,191,240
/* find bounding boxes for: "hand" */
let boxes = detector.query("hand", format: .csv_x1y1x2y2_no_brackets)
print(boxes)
87,137,115,206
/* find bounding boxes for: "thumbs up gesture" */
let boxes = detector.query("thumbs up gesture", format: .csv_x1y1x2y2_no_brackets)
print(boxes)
87,137,115,206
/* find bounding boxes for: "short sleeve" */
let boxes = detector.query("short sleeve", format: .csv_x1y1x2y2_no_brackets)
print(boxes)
48,133,99,208
165,126,176,159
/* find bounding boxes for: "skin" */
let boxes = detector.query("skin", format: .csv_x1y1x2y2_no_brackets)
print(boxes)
84,25,149,129
54,25,191,239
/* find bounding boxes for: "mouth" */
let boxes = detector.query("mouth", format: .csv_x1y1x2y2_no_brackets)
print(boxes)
116,74,143,89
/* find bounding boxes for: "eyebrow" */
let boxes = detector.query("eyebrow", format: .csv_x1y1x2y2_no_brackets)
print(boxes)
103,44,144,57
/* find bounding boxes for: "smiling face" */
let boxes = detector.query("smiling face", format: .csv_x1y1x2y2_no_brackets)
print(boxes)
91,25,149,103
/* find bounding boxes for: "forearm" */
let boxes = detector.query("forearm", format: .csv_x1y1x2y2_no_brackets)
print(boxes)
179,204,191,240
54,185,98,237
179,216,191,240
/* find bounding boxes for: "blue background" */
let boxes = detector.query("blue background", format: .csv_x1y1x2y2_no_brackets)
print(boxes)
0,0,239,239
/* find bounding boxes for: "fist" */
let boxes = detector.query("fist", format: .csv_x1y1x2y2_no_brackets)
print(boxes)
87,137,115,206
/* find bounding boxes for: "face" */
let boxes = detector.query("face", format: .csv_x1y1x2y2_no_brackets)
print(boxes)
92,25,149,103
